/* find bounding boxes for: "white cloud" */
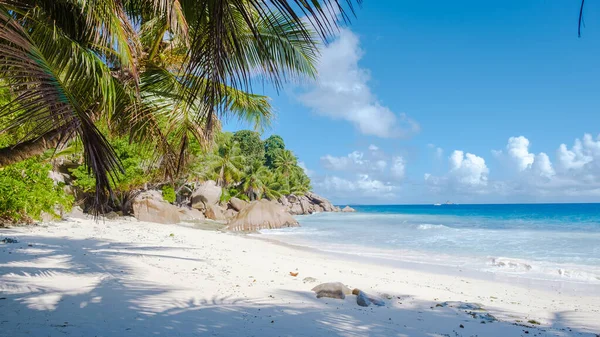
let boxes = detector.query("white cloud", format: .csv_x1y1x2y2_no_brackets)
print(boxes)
368,144,379,151
497,136,555,178
314,146,407,201
506,136,535,171
449,151,489,187
390,157,406,179
316,174,394,199
320,151,366,171
297,161,315,178
425,150,489,194
299,29,419,138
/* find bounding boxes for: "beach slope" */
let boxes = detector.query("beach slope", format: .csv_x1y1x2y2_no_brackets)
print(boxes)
1,219,598,337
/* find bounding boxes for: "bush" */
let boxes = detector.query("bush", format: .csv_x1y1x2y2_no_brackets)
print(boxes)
0,158,73,224
161,185,176,203
70,136,153,193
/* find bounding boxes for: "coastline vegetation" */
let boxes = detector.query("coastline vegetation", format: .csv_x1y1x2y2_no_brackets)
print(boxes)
0,0,355,222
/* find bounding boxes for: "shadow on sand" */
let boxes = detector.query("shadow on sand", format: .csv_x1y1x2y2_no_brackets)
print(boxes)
0,231,596,337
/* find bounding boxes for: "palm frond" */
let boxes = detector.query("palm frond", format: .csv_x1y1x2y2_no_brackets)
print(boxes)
0,9,121,213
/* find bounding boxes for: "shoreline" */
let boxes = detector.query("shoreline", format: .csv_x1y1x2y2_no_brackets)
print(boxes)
249,230,600,297
1,218,599,336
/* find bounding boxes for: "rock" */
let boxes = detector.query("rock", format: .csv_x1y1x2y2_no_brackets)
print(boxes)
205,204,226,221
311,282,352,300
104,211,120,220
355,290,371,307
287,194,299,203
299,196,313,214
133,192,181,224
178,207,205,221
224,209,238,220
191,180,222,211
342,206,356,213
303,277,318,283
305,192,336,212
334,206,341,212
226,200,299,231
289,202,304,215
228,197,248,212
352,288,385,307
313,204,324,213
278,196,290,207
48,171,65,185
67,206,87,220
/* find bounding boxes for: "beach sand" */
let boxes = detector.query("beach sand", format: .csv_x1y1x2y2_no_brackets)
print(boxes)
1,218,598,337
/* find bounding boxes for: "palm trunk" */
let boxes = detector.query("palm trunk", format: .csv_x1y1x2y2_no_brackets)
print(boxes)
0,129,66,167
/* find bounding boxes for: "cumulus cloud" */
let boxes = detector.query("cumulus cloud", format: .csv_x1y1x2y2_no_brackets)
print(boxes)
425,150,489,194
298,29,419,138
320,151,366,171
368,144,379,151
313,146,408,201
316,174,394,200
496,136,555,178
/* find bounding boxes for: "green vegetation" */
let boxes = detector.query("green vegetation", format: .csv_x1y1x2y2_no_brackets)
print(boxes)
0,0,353,221
0,158,73,224
161,186,176,204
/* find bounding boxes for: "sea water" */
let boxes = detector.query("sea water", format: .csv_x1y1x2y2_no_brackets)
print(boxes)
258,204,600,285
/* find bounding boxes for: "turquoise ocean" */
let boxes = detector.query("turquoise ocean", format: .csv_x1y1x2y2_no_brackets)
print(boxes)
258,204,600,285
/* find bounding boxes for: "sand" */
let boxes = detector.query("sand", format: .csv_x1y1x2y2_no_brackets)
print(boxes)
1,217,599,337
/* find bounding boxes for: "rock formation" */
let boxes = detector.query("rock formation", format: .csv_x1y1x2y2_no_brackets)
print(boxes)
132,191,181,224
342,206,356,212
226,200,299,231
191,180,221,211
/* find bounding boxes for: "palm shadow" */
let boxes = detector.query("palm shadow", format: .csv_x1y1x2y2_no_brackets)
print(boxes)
0,233,597,337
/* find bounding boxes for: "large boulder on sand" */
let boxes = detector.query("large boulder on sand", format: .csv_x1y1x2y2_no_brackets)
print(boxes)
226,200,299,231
178,207,205,221
342,206,356,213
205,204,226,221
191,180,222,211
224,209,238,220
228,197,248,212
133,191,181,224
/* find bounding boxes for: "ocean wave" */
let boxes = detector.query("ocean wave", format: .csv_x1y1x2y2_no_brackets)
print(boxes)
489,257,600,282
416,224,449,230
489,257,533,271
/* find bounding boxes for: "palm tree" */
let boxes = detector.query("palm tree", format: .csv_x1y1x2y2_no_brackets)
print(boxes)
273,149,301,177
0,0,359,210
205,136,244,187
240,160,272,201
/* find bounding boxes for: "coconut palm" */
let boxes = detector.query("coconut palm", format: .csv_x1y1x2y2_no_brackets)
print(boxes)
273,149,302,177
205,136,244,187
0,0,360,210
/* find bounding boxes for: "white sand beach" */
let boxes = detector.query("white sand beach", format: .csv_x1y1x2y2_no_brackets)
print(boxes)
1,218,599,337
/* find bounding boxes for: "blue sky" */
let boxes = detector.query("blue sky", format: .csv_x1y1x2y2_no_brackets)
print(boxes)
225,0,600,204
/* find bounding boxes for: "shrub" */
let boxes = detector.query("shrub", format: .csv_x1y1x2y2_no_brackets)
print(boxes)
0,158,73,224
161,185,176,204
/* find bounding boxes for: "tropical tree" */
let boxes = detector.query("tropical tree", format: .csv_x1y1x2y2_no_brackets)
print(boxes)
274,149,301,177
240,160,272,201
0,0,359,211
203,135,244,187
233,130,264,164
264,134,285,168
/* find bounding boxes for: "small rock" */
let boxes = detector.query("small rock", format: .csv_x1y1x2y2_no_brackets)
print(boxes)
312,282,352,300
355,290,371,307
460,324,464,328
303,277,318,283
